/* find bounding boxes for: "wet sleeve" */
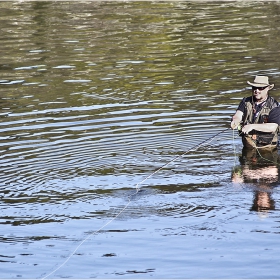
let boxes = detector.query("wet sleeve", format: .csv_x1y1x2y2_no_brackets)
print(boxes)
268,106,280,125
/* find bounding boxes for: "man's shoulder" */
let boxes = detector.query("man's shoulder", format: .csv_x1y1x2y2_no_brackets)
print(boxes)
267,96,279,107
270,105,280,112
243,96,252,103
237,96,250,104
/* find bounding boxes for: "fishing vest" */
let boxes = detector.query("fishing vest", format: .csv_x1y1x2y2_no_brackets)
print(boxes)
240,96,279,148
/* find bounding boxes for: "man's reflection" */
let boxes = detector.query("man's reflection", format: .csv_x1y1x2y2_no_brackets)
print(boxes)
232,147,279,217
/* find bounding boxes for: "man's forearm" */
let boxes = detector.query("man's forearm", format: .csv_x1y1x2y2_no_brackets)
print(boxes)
231,110,243,129
242,123,278,134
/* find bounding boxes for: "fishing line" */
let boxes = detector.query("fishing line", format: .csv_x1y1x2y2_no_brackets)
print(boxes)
232,128,237,166
135,127,230,192
254,143,280,166
231,128,250,189
41,195,134,279
42,126,230,279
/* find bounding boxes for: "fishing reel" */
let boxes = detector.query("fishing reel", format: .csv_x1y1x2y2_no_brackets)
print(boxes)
237,122,244,136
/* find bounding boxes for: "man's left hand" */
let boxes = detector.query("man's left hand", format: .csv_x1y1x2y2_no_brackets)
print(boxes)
242,124,254,134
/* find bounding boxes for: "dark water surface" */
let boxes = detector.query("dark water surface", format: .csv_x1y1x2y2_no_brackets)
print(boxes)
1,1,280,278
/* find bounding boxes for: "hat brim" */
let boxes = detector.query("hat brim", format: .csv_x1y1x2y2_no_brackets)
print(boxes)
247,81,274,89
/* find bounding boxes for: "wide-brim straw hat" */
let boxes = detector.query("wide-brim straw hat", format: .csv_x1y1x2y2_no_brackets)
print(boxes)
247,75,274,89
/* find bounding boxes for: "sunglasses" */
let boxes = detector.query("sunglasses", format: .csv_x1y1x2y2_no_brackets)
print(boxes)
252,86,269,91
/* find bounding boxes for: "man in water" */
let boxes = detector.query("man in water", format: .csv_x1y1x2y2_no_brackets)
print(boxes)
231,75,280,149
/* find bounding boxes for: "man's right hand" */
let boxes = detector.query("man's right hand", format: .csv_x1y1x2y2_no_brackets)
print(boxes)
231,121,239,129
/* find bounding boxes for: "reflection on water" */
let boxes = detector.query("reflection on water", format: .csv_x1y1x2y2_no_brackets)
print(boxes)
1,1,280,278
232,147,279,217
252,189,276,215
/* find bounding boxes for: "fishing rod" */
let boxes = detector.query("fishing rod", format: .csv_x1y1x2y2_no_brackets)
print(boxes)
135,126,231,192
42,126,230,279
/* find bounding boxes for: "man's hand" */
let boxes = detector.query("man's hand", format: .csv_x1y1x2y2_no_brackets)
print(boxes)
242,124,254,134
231,120,239,129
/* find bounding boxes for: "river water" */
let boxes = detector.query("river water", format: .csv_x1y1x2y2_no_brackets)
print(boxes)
1,1,280,278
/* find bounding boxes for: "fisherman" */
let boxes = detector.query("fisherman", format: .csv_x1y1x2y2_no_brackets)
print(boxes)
231,75,280,149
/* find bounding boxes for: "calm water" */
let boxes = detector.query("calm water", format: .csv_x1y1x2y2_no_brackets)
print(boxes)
1,1,280,278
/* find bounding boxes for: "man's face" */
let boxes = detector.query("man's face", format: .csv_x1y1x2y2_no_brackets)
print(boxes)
252,85,269,101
